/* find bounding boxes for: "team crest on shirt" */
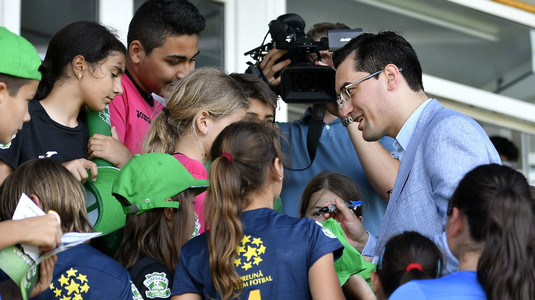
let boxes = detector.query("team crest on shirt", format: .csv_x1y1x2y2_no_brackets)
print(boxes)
315,221,337,239
143,272,170,299
49,267,90,299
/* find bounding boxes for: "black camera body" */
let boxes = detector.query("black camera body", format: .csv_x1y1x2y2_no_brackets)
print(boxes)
245,13,361,104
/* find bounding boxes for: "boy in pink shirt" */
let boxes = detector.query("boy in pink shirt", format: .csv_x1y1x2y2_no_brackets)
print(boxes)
91,0,205,166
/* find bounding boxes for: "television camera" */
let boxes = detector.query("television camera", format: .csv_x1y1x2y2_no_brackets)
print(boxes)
245,13,361,103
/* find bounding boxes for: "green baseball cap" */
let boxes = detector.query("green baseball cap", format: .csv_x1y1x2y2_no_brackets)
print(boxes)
0,27,41,80
113,153,209,215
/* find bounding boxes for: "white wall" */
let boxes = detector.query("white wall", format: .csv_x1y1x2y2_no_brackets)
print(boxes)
98,0,133,45
218,0,288,121
0,0,21,33
218,0,286,73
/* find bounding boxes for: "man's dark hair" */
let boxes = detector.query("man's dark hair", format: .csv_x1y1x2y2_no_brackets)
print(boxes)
306,22,349,41
127,0,206,55
332,31,424,92
0,73,34,96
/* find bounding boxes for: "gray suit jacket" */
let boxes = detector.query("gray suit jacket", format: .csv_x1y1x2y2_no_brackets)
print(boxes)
374,99,501,274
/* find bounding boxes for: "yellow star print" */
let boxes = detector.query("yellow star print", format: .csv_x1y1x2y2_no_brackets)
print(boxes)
73,293,83,300
66,268,78,278
242,262,252,271
76,273,88,283
80,283,90,293
58,274,69,286
53,288,62,297
252,237,262,246
65,279,80,295
243,246,257,261
241,235,251,245
60,295,71,300
257,244,266,255
253,256,263,265
50,283,55,290
234,258,241,267
236,244,246,255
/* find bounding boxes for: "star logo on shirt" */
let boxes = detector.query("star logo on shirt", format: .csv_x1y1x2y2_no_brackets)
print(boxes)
234,235,265,270
49,269,90,299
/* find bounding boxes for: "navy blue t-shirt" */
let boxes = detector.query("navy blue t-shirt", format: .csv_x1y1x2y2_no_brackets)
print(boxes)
32,244,133,300
172,208,343,299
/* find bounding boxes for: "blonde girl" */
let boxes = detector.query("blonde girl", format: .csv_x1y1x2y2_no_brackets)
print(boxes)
143,67,248,233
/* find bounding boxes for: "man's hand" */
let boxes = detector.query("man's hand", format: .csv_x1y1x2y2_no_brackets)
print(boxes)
88,127,133,168
259,48,291,87
323,198,369,252
62,158,97,183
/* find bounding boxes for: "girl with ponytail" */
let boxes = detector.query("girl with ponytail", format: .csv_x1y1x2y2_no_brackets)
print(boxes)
170,121,345,300
391,164,535,300
372,231,443,300
142,67,248,234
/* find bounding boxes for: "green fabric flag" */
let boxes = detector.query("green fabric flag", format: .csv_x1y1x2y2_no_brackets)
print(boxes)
321,218,366,285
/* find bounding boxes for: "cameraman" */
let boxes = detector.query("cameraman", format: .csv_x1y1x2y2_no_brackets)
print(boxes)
260,22,397,238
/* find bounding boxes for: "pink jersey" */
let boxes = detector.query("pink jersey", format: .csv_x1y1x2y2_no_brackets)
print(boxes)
110,74,163,154
173,153,208,234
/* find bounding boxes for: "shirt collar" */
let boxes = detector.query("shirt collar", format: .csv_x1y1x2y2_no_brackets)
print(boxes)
126,70,155,107
395,98,432,153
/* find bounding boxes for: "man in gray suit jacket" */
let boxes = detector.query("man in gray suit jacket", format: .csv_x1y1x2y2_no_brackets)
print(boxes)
328,31,501,274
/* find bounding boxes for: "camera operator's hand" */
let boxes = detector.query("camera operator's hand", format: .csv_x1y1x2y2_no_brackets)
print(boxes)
260,48,291,87
325,96,354,120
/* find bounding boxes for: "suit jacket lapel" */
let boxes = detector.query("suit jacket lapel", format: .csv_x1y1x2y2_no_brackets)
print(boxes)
376,100,446,254
389,100,444,206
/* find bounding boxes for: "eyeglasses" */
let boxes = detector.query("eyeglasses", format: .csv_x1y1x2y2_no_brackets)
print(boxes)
337,68,402,109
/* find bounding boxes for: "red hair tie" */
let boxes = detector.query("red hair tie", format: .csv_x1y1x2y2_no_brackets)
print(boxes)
406,263,423,272
220,152,233,162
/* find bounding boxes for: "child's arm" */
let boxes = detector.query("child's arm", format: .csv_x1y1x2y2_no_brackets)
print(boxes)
0,215,61,251
62,158,98,183
30,254,57,298
87,127,133,168
309,253,345,300
342,274,376,300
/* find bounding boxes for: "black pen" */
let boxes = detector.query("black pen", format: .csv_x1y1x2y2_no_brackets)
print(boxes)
318,200,362,213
